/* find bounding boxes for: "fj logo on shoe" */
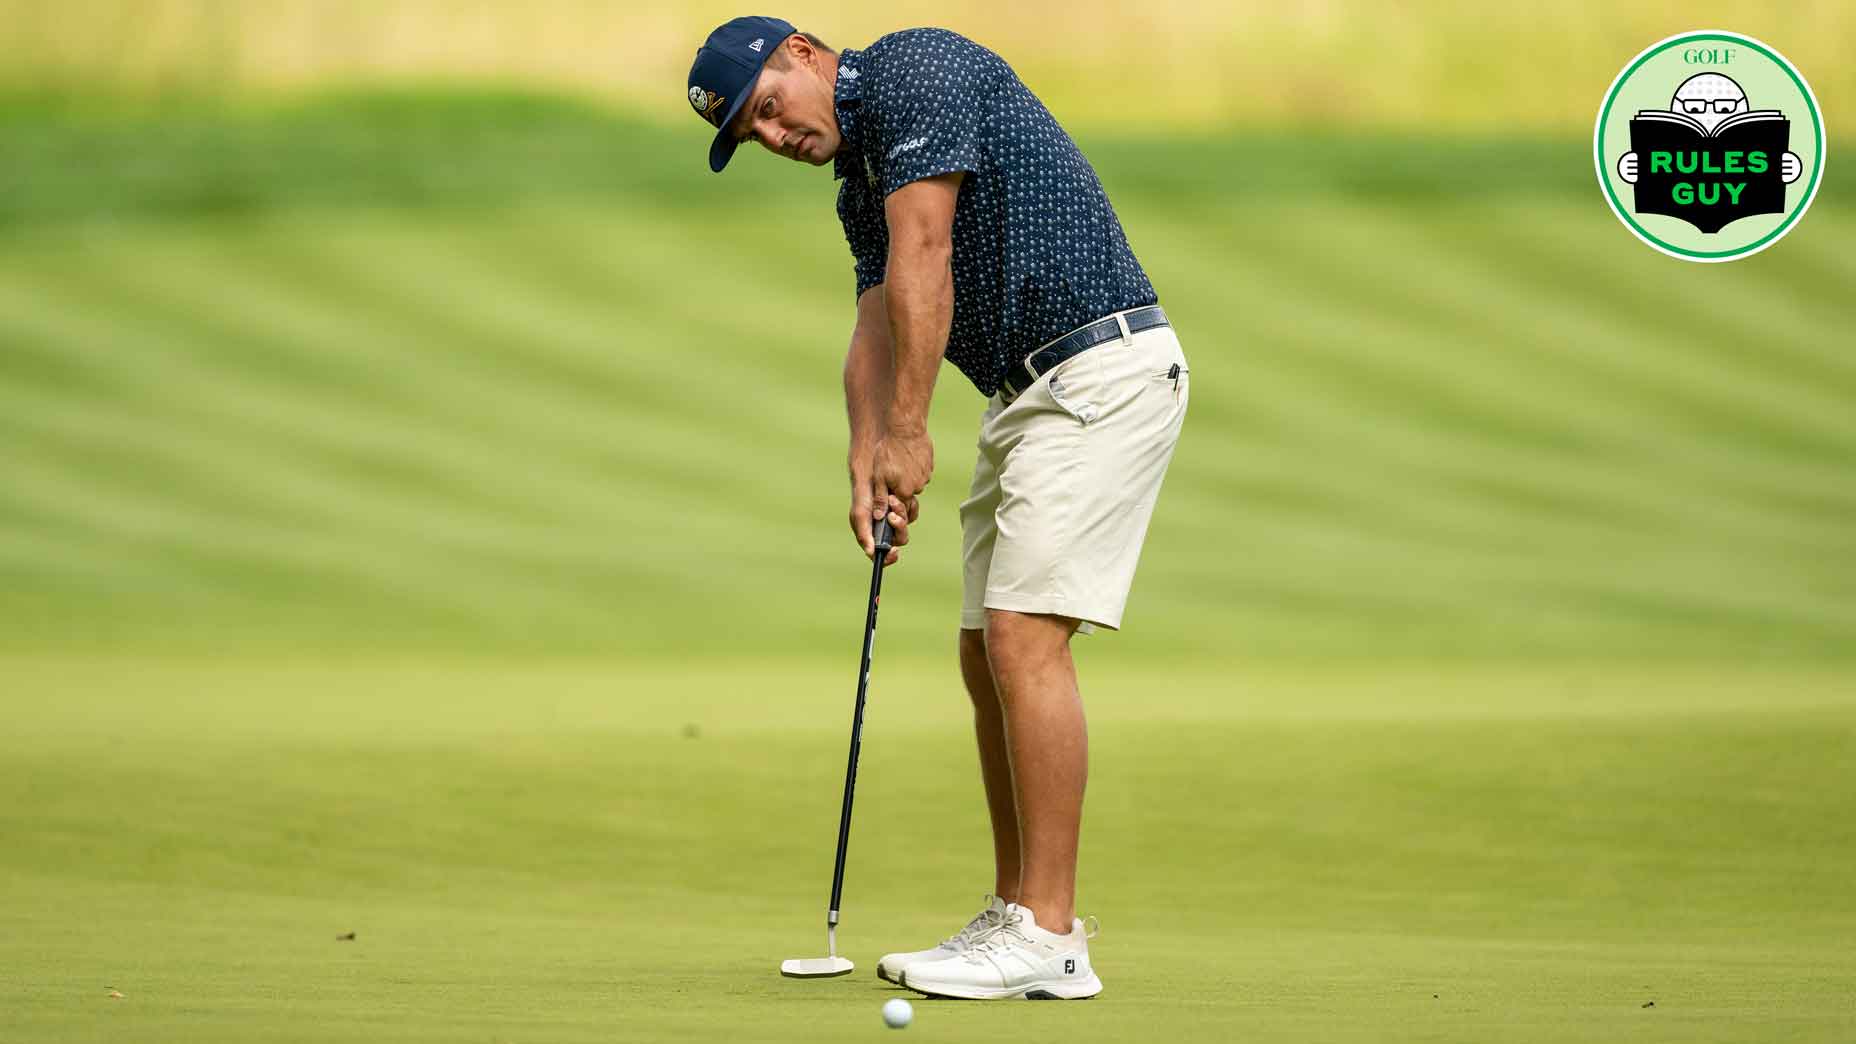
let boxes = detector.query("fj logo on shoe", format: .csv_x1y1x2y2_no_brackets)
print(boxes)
1595,31,1824,262
1064,959,1075,974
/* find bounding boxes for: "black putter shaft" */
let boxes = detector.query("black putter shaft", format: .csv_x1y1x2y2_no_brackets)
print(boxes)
827,516,894,937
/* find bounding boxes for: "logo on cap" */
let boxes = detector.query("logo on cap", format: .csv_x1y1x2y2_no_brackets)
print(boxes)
749,38,764,52
688,86,727,126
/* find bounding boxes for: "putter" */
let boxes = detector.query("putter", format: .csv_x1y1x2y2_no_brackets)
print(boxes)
780,516,894,979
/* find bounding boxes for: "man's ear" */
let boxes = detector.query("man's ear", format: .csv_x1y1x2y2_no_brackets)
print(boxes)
785,33,814,71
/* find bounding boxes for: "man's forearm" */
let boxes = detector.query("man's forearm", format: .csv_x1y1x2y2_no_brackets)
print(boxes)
882,237,952,435
844,290,894,480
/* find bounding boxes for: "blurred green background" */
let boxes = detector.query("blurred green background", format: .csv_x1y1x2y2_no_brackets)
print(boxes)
2,3,1852,1042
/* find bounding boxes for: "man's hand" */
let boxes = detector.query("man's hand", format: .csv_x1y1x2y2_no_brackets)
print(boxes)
848,479,919,565
871,427,934,509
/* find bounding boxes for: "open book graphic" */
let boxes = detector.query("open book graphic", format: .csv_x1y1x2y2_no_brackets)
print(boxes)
1628,109,1789,233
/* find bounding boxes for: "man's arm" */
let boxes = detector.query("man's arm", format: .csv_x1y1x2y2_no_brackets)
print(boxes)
845,285,903,561
871,172,963,507
846,284,893,477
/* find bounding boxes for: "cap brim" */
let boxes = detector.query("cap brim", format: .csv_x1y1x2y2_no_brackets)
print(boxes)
707,71,762,173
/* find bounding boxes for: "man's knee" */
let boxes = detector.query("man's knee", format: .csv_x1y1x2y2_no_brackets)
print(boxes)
982,609,1079,670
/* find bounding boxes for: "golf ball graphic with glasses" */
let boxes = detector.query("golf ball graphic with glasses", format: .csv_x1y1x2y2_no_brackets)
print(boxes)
882,998,913,1028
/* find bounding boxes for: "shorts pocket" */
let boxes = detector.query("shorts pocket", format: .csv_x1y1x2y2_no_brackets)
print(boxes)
1156,361,1189,400
1044,352,1104,425
1162,363,1189,411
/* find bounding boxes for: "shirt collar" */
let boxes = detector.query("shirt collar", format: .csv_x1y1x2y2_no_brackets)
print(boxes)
832,47,866,182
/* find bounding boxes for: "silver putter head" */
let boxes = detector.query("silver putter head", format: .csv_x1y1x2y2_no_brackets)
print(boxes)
779,956,854,978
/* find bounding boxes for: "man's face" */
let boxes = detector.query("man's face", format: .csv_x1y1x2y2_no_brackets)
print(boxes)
728,37,841,166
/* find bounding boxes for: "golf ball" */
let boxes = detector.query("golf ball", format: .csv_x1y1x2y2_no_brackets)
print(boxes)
882,997,913,1028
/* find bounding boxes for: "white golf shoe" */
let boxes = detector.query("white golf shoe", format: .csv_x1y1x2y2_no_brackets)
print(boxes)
899,902,1102,1000
875,895,1009,984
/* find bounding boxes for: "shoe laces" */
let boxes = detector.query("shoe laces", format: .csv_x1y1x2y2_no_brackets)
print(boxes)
941,894,1007,949
961,913,1032,962
963,911,1101,963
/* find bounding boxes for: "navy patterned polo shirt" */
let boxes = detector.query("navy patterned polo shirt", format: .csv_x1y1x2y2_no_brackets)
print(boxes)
832,28,1158,398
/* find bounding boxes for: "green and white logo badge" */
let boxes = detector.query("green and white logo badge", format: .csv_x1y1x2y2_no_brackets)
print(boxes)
1595,31,1825,262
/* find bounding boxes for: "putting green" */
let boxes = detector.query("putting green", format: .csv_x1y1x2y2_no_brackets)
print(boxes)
3,657,1852,1041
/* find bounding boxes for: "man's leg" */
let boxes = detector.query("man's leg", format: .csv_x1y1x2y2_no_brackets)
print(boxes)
982,608,1086,935
959,627,1020,902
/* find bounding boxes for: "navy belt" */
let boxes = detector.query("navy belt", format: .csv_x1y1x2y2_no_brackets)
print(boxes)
999,306,1169,404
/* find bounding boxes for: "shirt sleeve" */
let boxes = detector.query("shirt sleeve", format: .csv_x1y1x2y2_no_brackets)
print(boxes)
866,33,991,196
837,178,889,298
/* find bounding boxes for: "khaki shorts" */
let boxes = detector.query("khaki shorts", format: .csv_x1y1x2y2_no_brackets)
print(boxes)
959,316,1189,634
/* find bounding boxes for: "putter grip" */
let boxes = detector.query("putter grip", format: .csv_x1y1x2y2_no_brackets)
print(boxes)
874,517,894,552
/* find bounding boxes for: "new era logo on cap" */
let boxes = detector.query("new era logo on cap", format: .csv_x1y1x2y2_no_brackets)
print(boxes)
686,15,797,172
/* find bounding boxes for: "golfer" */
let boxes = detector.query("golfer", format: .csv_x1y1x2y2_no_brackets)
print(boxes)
688,17,1188,1001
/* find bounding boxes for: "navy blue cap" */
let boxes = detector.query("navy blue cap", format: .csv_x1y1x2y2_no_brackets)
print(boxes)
687,16,796,172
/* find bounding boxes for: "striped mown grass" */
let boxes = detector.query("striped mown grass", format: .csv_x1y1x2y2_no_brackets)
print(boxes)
0,95,1852,661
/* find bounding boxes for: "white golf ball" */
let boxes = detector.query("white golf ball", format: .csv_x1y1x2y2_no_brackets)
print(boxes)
882,997,913,1028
